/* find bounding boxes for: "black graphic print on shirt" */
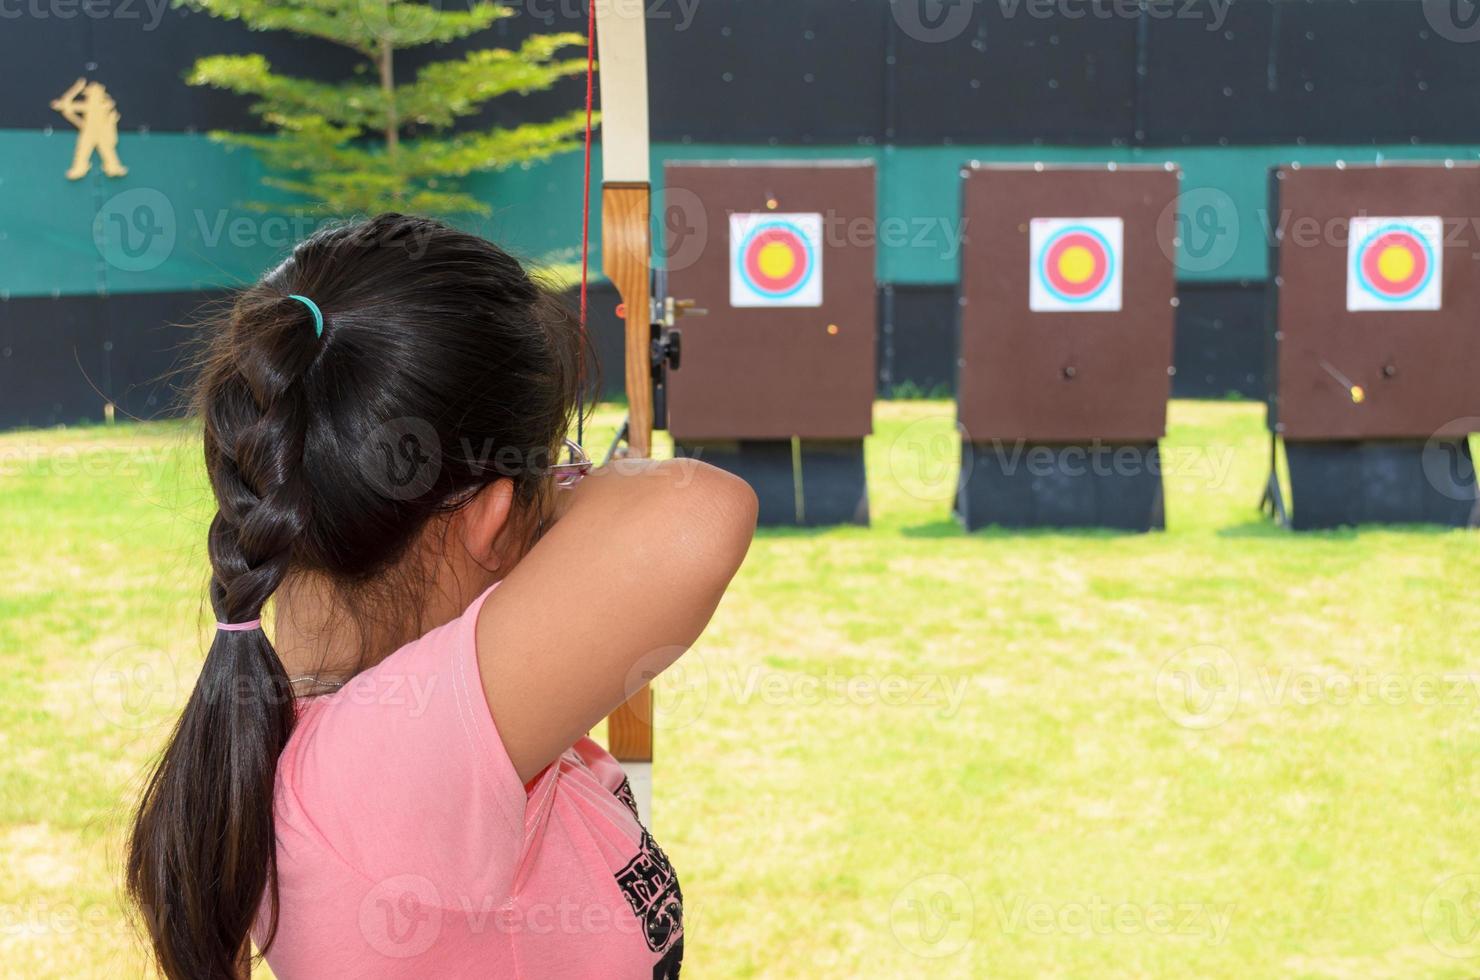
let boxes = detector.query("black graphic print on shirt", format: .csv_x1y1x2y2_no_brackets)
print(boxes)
651,935,683,980
612,778,684,979
615,776,641,822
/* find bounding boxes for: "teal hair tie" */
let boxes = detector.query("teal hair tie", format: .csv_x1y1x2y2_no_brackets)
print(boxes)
288,294,324,338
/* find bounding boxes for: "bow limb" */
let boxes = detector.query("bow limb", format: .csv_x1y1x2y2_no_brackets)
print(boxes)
595,0,655,459
593,0,656,820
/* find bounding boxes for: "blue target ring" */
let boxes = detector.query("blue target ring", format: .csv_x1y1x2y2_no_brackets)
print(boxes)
737,219,817,300
1353,222,1436,304
1037,224,1116,304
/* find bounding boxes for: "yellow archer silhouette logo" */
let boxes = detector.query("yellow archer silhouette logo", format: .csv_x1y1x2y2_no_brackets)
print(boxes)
51,78,129,181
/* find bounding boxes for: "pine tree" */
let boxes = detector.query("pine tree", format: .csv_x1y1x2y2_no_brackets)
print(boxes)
182,0,589,215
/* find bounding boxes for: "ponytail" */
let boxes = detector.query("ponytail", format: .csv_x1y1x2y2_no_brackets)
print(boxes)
126,601,296,977
129,290,318,978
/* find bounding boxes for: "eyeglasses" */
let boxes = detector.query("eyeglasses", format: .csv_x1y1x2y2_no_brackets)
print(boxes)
551,438,592,490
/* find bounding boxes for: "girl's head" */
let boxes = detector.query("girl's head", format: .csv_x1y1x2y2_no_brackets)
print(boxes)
127,213,587,979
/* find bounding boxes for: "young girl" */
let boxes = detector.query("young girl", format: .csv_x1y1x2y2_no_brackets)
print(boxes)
126,214,757,979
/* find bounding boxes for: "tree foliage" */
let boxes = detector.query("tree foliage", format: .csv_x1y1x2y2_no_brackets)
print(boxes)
181,0,589,215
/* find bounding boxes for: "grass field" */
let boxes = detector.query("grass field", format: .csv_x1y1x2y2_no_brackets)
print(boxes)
2,400,1479,978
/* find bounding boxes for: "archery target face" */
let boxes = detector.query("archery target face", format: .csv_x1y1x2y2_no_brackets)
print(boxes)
1346,216,1443,311
730,212,823,307
1029,217,1124,313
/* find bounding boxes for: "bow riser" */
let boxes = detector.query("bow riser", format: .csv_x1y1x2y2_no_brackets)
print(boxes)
602,183,655,459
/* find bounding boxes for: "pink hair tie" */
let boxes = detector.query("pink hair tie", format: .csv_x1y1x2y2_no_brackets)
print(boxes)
216,619,262,633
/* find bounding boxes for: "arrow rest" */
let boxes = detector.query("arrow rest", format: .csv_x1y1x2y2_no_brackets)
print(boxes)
651,266,705,431
606,267,702,462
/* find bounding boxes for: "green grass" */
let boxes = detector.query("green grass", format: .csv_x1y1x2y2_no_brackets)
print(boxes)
2,401,1479,978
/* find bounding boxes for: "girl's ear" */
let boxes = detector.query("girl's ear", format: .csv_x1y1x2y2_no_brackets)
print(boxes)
458,479,517,567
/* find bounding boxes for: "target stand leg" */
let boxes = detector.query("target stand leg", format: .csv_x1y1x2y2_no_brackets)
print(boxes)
1259,433,1288,525
956,441,1165,532
677,438,868,527
797,439,868,526
1284,439,1479,529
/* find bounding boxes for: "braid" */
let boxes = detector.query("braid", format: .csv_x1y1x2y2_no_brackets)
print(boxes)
205,318,316,625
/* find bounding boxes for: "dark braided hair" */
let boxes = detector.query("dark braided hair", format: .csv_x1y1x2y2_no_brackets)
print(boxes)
126,214,588,979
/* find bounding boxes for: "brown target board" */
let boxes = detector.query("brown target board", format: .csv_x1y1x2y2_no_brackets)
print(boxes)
661,161,876,440
956,164,1180,443
1270,163,1480,440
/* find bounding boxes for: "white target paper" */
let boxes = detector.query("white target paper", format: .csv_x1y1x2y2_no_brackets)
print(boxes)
1346,215,1443,312
1028,217,1124,313
729,212,824,308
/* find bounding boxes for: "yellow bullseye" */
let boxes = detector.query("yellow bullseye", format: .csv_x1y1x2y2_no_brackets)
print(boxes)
1376,244,1415,283
757,241,797,280
1057,245,1096,284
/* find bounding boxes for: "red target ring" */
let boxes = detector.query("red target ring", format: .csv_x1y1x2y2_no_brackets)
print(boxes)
1357,228,1430,299
739,222,814,298
1038,226,1115,303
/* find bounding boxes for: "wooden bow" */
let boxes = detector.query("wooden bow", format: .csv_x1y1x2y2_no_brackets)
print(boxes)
592,0,657,822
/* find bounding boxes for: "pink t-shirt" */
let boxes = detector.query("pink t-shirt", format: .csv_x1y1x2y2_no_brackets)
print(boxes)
254,584,684,978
